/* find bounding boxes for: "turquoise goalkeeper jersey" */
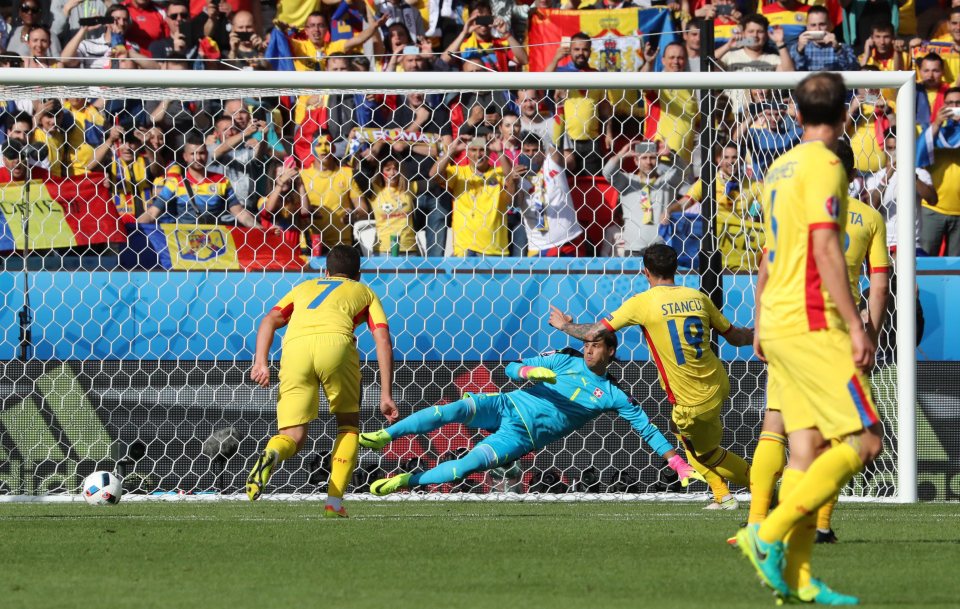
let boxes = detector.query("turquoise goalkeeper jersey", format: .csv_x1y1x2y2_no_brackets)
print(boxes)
503,351,673,455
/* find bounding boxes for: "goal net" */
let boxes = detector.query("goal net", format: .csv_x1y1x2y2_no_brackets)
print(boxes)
0,69,916,502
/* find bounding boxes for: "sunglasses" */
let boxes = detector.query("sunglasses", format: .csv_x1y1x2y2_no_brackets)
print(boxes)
21,5,42,13
168,12,188,20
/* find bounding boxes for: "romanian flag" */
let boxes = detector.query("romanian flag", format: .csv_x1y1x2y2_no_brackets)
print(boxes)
122,223,305,271
527,8,676,73
0,175,124,251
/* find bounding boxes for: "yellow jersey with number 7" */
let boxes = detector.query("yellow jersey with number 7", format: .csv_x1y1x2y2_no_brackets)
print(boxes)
602,285,733,408
760,141,849,341
272,276,389,344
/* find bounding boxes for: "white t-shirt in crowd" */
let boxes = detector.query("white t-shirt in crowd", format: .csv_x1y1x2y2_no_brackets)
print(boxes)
518,154,583,252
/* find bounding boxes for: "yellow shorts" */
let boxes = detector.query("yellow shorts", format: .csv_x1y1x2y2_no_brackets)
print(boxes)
276,333,361,429
672,398,724,457
762,329,880,439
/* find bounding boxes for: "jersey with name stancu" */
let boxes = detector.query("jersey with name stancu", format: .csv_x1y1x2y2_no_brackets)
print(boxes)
602,285,733,408
272,276,388,344
844,196,890,306
761,140,849,340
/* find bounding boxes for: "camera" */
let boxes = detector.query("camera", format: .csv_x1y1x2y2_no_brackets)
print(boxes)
79,15,113,26
475,15,494,26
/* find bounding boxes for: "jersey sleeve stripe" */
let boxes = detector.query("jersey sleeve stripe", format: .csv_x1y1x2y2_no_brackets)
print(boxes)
272,304,294,319
869,265,890,274
641,327,676,404
809,222,839,231
804,230,828,331
601,318,616,332
370,323,389,331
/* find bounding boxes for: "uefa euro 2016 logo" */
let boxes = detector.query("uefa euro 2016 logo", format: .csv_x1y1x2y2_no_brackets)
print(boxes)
177,227,228,261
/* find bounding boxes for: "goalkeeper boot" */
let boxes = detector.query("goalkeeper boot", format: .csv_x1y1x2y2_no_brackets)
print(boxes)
370,472,413,496
815,528,839,544
778,578,859,606
323,505,349,519
359,429,392,451
245,449,279,501
735,524,788,596
704,495,739,510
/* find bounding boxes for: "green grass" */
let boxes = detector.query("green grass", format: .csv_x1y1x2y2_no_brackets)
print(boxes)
1,501,958,608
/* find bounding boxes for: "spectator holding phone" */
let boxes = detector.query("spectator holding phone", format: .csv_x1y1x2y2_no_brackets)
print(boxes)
695,0,743,47
717,14,793,73
225,10,266,67
916,87,960,256
61,4,160,69
788,6,858,72
603,140,685,257
51,0,108,44
457,1,528,72
259,161,310,250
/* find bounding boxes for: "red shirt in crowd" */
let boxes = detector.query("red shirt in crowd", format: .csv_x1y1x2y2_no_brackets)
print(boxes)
189,0,254,16
123,1,170,50
0,166,49,183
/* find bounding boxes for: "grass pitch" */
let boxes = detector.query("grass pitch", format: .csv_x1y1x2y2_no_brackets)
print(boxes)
1,501,957,609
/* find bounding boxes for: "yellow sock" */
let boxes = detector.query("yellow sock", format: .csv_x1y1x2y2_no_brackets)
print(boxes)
817,492,840,531
784,511,817,591
703,447,751,487
327,426,359,499
686,449,732,501
748,431,787,525
265,434,298,462
759,443,862,544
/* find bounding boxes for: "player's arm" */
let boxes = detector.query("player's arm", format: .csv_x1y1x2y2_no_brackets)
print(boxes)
615,395,704,487
865,218,891,344
705,296,754,347
812,227,874,371
753,251,769,362
367,294,398,422
505,354,561,384
548,305,610,341
251,307,291,387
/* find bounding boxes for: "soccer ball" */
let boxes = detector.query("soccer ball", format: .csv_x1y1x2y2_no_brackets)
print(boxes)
82,471,123,506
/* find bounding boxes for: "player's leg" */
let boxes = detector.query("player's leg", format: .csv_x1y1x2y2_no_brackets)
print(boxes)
677,434,734,508
371,407,531,495
321,337,363,517
675,402,750,508
360,393,500,450
247,338,319,501
747,408,787,525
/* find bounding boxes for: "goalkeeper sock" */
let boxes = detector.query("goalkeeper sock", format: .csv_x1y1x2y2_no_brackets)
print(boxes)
817,491,840,531
784,510,817,592
409,443,496,487
265,434,298,462
385,398,477,439
748,431,787,525
327,426,359,500
684,448,731,502
703,447,751,487
759,443,863,544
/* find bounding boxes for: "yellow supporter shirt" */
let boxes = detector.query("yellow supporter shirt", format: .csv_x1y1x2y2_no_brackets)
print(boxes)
684,176,764,215
288,37,347,72
652,89,697,162
849,108,885,173
446,164,509,256
844,196,890,306
300,164,362,248
924,147,960,215
563,89,605,140
275,0,320,28
63,101,105,176
32,129,65,178
914,36,959,84
602,285,733,408
370,182,418,254
861,51,908,111
272,276,389,343
760,141,850,340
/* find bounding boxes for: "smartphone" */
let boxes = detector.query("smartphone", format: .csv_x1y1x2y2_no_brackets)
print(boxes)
475,15,494,26
516,154,533,170
807,31,827,40
634,142,658,155
951,108,960,119
252,106,269,122
716,4,734,16
79,15,112,26
560,36,571,50
863,94,880,105
235,31,253,42
738,37,758,48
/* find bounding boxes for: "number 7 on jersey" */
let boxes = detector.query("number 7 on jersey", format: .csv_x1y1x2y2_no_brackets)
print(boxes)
307,280,342,309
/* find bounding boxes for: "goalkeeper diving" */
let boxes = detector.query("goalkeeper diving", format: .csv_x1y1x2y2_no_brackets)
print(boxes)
360,333,704,494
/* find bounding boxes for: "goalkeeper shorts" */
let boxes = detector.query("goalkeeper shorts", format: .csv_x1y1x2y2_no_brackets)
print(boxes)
276,333,360,429
762,329,880,439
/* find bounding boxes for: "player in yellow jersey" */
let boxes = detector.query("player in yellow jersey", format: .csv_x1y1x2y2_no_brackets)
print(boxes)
744,139,890,547
548,244,754,509
246,245,399,517
735,73,884,606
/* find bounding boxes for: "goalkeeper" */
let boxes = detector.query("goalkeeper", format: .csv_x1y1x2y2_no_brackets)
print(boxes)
360,334,703,495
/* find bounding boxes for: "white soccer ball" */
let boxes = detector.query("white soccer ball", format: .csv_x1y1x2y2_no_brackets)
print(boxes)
82,471,123,506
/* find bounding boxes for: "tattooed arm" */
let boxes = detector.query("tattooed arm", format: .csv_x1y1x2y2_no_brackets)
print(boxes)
548,306,610,341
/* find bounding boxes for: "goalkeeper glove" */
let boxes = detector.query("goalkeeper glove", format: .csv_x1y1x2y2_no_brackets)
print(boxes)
520,366,557,384
667,454,706,488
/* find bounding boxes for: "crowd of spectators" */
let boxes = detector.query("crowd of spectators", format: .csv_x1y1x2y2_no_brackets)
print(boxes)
0,0,958,259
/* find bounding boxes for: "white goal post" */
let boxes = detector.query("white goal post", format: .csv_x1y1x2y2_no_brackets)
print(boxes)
0,68,917,503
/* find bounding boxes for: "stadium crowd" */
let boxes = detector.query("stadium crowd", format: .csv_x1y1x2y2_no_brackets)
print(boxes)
0,0,958,259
